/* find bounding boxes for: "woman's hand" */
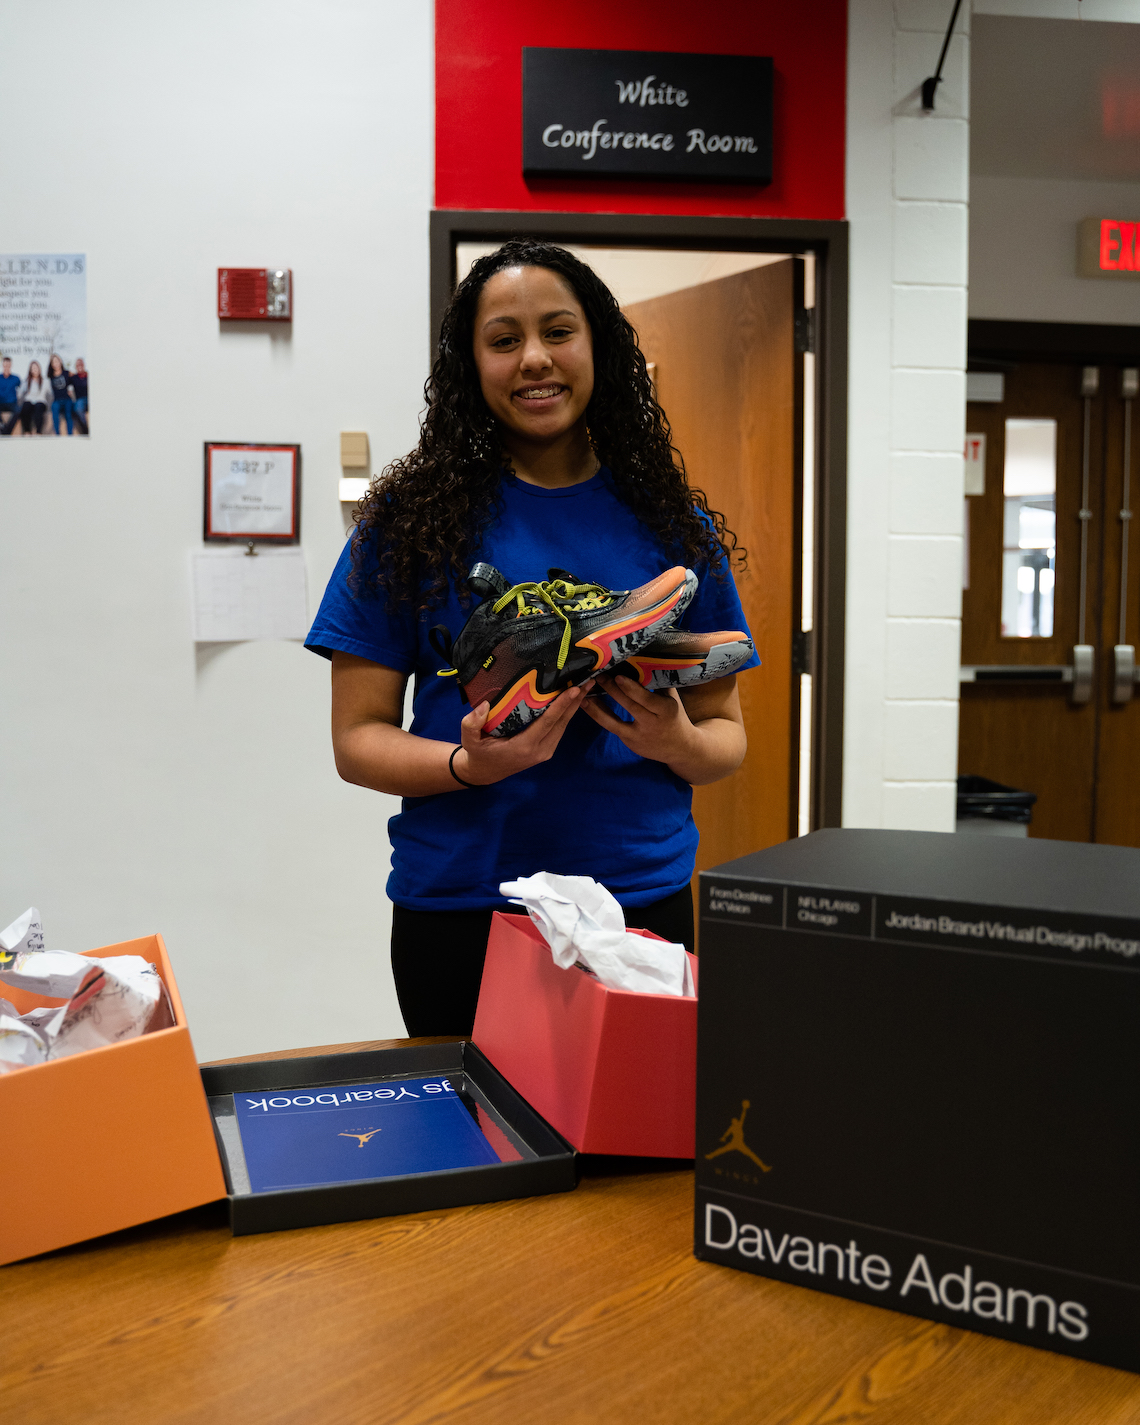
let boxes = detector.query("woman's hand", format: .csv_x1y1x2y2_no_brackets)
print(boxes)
454,680,594,786
330,651,593,798
580,675,694,761
580,672,747,786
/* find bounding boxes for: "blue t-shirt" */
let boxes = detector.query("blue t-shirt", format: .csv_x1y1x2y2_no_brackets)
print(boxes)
0,373,19,405
305,469,759,912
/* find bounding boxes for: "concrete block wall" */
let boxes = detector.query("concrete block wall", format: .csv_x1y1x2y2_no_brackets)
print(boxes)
844,0,968,831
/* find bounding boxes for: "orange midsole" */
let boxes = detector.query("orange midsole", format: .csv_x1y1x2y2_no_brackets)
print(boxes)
483,668,564,732
572,583,688,667
483,580,687,732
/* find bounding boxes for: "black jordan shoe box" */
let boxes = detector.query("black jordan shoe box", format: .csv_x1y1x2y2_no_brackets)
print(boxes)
694,828,1140,1372
202,1040,576,1235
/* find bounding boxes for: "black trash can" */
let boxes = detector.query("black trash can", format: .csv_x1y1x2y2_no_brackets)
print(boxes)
956,774,1037,837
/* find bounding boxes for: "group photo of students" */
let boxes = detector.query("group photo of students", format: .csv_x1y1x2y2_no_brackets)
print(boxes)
0,354,89,436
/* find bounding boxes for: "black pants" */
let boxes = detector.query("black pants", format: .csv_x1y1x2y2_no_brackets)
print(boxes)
391,884,694,1037
18,402,45,434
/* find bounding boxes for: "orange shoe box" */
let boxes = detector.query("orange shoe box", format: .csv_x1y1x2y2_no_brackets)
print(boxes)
0,934,227,1265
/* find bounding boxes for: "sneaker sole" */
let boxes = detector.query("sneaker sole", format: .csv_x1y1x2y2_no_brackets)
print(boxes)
622,632,755,690
482,566,696,736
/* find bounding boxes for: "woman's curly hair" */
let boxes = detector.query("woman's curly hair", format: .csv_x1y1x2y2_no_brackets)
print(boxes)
351,239,742,610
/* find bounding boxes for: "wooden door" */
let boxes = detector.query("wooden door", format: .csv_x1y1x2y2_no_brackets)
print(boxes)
960,364,1101,841
623,260,798,883
1094,371,1140,845
960,360,1140,845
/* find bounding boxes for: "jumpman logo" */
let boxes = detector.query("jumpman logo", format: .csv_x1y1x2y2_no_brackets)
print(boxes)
338,1128,381,1148
704,1100,771,1172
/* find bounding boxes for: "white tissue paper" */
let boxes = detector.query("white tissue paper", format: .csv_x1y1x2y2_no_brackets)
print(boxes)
499,872,695,997
0,907,174,1073
0,1012,52,1070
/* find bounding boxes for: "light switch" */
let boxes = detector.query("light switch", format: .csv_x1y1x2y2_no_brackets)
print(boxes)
340,431,370,469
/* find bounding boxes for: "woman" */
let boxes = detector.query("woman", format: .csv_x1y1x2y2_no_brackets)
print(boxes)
47,354,73,435
71,358,89,433
306,241,759,1034
16,361,48,435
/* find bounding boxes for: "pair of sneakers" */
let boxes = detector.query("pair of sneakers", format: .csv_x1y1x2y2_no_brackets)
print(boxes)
432,563,755,739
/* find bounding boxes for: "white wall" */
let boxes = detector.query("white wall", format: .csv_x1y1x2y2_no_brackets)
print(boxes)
971,175,1140,323
0,1,433,1061
843,0,968,831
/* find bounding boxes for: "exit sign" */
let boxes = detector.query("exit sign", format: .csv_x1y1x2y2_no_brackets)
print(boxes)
1077,217,1140,279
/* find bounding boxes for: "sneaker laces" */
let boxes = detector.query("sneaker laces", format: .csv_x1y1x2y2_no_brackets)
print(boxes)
436,577,615,677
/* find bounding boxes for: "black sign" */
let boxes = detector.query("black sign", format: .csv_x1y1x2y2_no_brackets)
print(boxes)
522,49,772,185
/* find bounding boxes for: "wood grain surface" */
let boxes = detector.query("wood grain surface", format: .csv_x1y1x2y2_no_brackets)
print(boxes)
5,1038,1140,1425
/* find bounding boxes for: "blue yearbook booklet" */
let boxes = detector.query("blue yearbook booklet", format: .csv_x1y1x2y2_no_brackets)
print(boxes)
232,1076,502,1193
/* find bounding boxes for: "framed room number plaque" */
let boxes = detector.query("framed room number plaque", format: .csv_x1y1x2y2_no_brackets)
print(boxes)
204,442,301,544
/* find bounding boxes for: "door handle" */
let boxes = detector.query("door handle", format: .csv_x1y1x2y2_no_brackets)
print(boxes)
1071,644,1094,703
1113,644,1136,704
1113,371,1138,705
960,648,1095,704
1077,368,1099,652
961,665,1072,683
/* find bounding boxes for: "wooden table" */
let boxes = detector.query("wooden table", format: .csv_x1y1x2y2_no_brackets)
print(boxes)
6,1038,1140,1425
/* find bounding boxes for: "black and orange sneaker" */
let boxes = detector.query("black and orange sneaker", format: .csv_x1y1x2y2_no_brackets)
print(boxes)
604,627,757,690
432,563,697,738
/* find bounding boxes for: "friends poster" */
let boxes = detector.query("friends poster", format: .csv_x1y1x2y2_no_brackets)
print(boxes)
0,254,89,437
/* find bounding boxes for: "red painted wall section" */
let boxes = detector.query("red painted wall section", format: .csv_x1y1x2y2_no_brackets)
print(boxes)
435,0,846,220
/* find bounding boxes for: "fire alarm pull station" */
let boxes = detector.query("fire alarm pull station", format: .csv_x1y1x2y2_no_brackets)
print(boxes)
217,268,292,321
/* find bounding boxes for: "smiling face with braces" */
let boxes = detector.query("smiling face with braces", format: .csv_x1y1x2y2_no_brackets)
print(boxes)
472,264,596,454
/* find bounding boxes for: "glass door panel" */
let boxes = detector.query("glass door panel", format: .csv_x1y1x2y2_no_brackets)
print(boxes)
1000,418,1056,638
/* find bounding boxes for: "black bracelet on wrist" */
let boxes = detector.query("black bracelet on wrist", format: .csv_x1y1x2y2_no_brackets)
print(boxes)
448,745,477,789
